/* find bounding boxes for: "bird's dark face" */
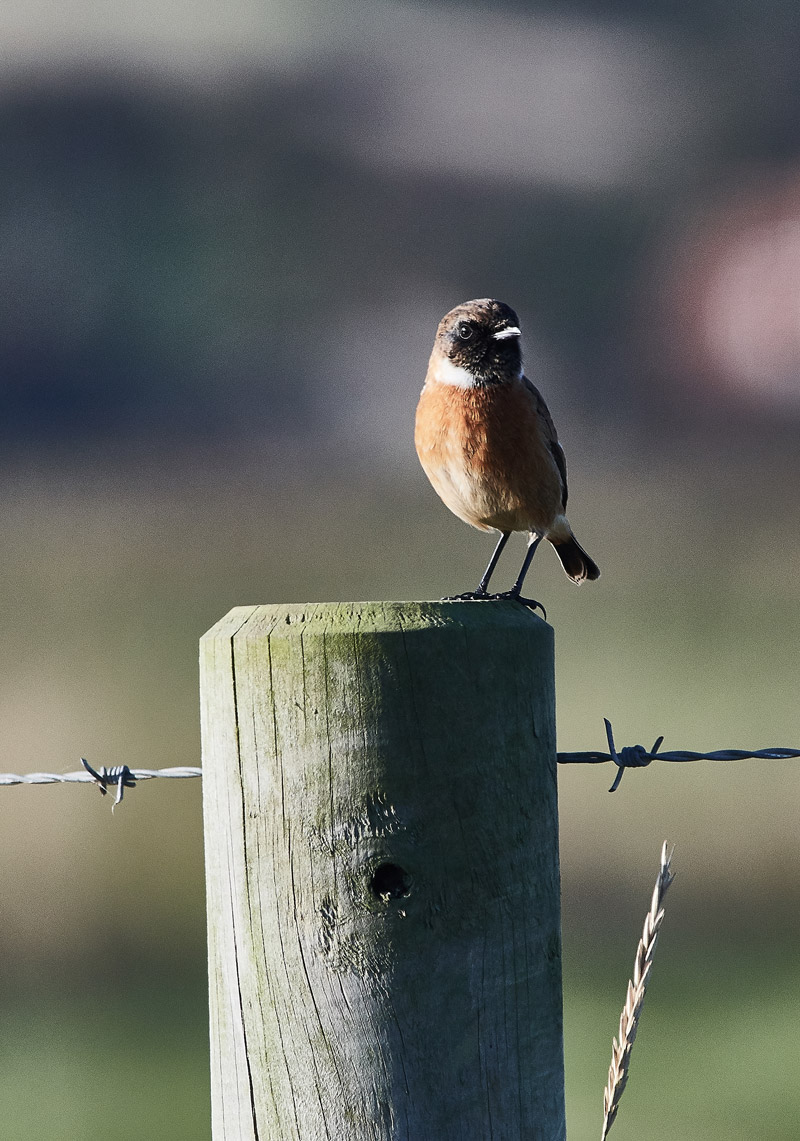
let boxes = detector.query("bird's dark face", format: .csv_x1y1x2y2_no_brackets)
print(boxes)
434,298,522,386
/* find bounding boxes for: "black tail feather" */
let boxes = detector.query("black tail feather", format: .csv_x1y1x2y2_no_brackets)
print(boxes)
552,536,600,584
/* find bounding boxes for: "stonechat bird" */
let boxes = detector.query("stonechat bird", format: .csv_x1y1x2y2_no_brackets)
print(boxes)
415,298,600,608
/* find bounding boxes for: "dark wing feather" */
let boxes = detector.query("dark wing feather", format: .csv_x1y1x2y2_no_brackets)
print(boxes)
522,375,568,508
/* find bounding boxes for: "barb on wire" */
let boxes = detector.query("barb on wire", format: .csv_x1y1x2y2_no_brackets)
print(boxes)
603,719,664,793
557,720,800,792
0,763,202,810
81,759,137,807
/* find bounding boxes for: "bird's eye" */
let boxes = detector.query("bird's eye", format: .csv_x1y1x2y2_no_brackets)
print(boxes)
457,323,473,340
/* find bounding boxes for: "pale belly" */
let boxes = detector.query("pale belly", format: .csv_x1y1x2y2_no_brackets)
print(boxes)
420,452,563,536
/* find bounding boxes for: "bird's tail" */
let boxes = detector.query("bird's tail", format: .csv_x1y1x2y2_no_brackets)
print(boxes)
551,535,600,584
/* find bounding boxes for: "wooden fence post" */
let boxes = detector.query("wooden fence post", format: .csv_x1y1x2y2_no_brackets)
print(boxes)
200,601,565,1140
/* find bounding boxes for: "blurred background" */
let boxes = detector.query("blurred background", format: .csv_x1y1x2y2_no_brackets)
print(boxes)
1,0,799,1137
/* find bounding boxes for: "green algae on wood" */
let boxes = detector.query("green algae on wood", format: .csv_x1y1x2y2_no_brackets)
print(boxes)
200,600,565,1141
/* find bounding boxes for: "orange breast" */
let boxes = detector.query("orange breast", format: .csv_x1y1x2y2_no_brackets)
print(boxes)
415,374,565,534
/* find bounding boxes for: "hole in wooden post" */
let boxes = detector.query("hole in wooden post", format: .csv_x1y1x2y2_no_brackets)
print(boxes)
370,862,412,901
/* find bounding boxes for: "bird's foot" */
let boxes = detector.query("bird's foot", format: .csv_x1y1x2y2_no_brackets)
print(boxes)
440,589,546,618
487,590,547,619
441,589,491,602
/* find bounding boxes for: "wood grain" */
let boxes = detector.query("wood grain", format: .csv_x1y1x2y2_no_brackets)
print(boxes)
200,600,565,1140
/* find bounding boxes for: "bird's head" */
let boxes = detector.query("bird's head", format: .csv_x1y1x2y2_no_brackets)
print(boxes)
433,298,522,387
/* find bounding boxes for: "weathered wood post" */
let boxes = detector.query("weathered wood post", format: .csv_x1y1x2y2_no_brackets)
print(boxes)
200,601,565,1140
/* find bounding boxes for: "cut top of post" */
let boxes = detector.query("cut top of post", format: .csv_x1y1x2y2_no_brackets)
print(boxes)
201,598,550,645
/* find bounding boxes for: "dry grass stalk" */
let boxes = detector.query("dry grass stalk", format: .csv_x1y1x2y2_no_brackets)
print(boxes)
600,841,675,1141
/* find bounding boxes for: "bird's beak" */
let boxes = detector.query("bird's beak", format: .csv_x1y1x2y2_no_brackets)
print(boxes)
492,326,521,340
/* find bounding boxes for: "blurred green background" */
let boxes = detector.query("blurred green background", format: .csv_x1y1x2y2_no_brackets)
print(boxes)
1,0,800,1137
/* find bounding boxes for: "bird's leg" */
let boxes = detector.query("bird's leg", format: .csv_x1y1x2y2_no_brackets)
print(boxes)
442,530,510,601
491,534,546,617
510,533,542,596
478,530,511,593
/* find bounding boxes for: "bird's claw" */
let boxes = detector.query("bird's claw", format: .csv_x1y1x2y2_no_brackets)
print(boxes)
441,590,491,602
488,591,547,619
440,589,546,619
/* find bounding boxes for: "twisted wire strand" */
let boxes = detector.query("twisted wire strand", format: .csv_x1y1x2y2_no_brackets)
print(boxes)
557,719,800,791
0,767,202,787
0,763,202,807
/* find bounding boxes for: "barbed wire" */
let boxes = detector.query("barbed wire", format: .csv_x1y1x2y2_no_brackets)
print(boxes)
557,718,800,791
0,717,797,806
0,760,202,807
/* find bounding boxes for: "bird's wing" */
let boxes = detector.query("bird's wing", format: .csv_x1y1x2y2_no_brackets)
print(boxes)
522,375,568,508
